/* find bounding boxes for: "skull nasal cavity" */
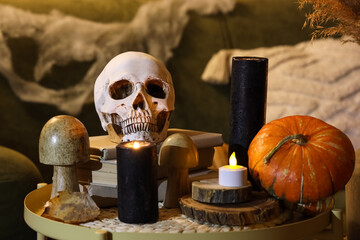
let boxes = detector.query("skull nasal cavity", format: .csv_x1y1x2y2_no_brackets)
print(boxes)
133,94,145,109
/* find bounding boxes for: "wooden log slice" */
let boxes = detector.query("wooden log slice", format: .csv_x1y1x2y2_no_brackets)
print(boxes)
192,178,252,203
180,191,280,226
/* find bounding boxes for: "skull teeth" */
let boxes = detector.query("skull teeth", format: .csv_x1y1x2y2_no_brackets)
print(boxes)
120,116,154,129
105,111,169,138
122,122,158,135
121,116,158,134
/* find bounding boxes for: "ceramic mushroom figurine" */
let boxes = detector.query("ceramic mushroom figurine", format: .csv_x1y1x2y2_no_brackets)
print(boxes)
39,115,90,198
158,133,199,208
94,51,175,144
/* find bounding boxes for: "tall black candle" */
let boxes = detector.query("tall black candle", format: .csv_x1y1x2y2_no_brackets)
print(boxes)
229,57,268,187
116,141,158,224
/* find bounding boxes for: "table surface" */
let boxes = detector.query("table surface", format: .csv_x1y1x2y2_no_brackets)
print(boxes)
24,183,339,240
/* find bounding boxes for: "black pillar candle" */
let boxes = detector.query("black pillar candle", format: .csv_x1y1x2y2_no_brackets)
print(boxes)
229,57,268,187
116,141,158,224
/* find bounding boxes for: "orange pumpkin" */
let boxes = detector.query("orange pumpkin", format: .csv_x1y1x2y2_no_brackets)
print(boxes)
248,115,355,204
297,197,335,216
282,197,335,216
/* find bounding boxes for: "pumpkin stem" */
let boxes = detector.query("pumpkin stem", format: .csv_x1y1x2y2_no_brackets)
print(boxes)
264,134,308,164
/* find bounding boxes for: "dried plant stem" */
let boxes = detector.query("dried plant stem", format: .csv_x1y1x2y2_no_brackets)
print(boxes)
299,0,360,44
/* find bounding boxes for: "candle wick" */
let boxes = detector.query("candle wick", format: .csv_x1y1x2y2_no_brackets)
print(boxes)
134,141,140,149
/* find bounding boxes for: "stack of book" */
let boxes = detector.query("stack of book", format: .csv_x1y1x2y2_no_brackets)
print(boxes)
77,128,224,206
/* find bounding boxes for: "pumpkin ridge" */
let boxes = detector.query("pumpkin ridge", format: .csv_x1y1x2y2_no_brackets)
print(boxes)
317,146,349,193
271,121,293,135
300,166,305,203
251,150,263,172
294,116,310,135
265,174,278,199
303,145,332,202
304,117,334,134
307,144,336,198
250,135,283,182
311,130,346,143
310,141,348,164
275,145,301,202
323,141,348,152
303,122,329,136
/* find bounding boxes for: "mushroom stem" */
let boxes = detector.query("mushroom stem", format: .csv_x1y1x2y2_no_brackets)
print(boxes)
158,133,199,208
51,165,79,198
164,168,189,208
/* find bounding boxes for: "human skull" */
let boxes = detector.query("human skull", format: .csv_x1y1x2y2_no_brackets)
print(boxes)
94,51,175,143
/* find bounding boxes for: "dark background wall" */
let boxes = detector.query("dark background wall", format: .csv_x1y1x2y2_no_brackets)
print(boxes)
0,0,311,183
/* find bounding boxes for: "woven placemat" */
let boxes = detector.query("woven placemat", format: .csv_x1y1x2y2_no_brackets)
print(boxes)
80,203,292,233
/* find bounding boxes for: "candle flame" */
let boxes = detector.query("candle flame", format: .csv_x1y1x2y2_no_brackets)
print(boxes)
229,152,237,166
133,141,140,149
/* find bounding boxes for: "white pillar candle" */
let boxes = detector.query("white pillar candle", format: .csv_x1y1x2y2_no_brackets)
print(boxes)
219,152,248,187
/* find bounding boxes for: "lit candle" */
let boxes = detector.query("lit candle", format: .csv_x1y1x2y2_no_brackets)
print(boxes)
219,152,248,187
116,140,158,224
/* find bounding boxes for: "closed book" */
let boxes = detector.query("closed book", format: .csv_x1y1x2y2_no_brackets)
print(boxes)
89,136,117,160
77,156,103,184
166,128,223,149
89,128,223,160
88,169,218,207
98,159,117,174
92,170,117,186
82,146,215,182
87,129,223,178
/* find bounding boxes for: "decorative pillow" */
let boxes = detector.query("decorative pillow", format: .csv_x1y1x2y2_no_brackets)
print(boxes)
0,146,42,239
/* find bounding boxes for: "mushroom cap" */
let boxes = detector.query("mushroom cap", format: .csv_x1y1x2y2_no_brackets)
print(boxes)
158,133,198,168
39,115,89,165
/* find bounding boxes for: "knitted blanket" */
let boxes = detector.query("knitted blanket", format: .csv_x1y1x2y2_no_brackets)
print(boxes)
201,39,360,149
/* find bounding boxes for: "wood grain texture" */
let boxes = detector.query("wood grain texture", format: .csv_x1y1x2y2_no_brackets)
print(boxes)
180,191,280,226
192,178,252,203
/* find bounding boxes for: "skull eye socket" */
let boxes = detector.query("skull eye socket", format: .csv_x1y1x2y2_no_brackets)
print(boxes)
109,80,133,100
146,79,166,99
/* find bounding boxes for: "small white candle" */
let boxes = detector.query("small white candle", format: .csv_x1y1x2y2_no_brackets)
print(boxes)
219,152,247,187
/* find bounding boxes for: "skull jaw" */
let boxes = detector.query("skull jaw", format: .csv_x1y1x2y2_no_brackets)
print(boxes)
106,124,169,144
106,124,123,143
105,111,172,144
